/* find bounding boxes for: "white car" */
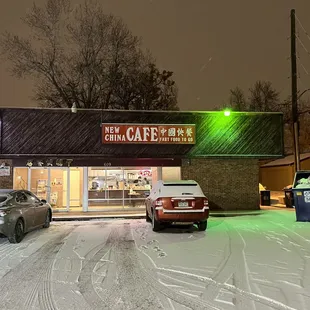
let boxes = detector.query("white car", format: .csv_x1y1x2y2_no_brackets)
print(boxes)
145,180,209,231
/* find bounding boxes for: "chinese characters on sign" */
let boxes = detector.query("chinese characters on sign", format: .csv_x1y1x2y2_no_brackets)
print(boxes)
101,124,196,144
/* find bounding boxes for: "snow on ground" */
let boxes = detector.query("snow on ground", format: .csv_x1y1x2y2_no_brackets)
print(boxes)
0,210,309,310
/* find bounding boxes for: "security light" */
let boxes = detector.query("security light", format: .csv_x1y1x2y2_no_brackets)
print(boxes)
71,102,77,113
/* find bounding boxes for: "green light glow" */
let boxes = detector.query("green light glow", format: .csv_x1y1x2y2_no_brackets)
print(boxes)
224,110,231,116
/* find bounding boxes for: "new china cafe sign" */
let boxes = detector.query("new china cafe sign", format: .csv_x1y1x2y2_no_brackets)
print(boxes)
102,124,196,144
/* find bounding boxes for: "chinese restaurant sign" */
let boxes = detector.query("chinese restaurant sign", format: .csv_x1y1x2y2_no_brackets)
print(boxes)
101,124,196,144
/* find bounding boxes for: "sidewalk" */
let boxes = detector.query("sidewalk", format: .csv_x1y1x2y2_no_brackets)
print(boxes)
52,210,146,221
52,207,294,221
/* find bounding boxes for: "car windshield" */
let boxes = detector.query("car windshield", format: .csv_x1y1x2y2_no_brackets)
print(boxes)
161,183,204,197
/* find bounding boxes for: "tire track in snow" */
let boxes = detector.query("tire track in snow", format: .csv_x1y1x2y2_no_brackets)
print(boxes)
77,227,117,309
78,222,217,310
97,225,166,310
262,221,310,308
202,222,256,310
154,267,297,310
0,226,75,310
38,260,58,310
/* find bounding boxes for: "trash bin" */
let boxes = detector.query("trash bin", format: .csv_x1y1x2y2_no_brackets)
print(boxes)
292,171,310,222
260,190,271,206
283,186,294,208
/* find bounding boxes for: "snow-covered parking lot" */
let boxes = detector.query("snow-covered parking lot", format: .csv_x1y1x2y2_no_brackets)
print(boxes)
0,210,309,310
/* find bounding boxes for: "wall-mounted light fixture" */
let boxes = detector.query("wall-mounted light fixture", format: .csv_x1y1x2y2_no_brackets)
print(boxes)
71,102,77,113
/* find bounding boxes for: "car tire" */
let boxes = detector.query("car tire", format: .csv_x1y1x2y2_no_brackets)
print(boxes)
197,221,208,231
43,210,51,228
152,210,162,232
8,219,25,244
146,207,151,222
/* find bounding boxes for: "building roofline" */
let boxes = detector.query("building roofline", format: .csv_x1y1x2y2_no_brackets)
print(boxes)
0,106,283,115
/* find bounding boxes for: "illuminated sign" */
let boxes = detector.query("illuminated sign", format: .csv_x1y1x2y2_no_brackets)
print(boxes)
101,124,196,144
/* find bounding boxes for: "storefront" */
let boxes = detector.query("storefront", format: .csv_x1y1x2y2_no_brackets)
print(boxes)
0,108,284,212
12,165,180,212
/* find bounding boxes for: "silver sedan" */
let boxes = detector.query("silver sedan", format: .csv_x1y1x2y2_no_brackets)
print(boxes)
0,189,52,243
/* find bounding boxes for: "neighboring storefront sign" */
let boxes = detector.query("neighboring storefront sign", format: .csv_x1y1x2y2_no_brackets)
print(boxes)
0,166,10,176
101,124,196,144
12,158,182,167
23,159,74,167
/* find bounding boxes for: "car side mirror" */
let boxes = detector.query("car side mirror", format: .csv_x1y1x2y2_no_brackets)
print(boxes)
41,199,47,203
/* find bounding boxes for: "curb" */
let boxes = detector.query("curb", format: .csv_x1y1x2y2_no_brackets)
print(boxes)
52,210,266,221
52,214,145,221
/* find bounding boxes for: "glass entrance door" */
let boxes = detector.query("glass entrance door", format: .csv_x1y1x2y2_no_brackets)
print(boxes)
30,168,49,201
50,167,67,212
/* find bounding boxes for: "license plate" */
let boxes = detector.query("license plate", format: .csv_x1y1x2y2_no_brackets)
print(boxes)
178,201,188,207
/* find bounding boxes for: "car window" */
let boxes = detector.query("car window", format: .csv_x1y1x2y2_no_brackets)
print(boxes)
0,196,8,203
160,182,204,197
24,191,41,203
15,192,29,204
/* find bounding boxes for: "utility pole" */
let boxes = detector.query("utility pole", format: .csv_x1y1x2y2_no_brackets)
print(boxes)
291,9,300,172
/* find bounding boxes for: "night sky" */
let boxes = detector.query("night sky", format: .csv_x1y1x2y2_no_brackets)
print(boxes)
1,0,310,111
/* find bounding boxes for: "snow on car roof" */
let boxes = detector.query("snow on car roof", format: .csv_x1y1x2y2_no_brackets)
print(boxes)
161,180,198,185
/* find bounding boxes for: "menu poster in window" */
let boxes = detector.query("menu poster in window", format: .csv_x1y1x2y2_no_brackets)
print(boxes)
0,167,10,176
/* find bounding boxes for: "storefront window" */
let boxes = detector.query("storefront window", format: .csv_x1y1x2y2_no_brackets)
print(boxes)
13,165,181,212
13,168,29,190
123,168,152,207
69,167,83,210
49,168,66,210
88,167,124,209
30,168,48,201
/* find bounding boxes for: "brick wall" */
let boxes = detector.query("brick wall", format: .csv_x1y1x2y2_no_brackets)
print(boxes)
0,159,13,189
181,158,260,211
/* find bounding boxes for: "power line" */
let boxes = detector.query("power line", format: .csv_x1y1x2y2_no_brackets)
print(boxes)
296,34,310,56
297,55,309,75
296,14,310,43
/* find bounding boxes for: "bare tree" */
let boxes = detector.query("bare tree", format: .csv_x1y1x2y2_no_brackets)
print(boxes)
223,81,279,112
227,86,247,111
248,80,280,112
0,0,178,110
221,81,310,154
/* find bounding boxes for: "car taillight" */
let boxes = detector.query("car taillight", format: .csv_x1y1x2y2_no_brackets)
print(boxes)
204,199,209,206
0,209,10,217
155,199,163,206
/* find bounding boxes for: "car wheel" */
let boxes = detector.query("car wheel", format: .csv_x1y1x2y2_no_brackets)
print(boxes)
146,207,151,222
197,221,208,231
8,219,25,243
43,210,51,228
152,210,162,232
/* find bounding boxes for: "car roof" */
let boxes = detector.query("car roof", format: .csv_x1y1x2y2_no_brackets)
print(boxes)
0,189,21,195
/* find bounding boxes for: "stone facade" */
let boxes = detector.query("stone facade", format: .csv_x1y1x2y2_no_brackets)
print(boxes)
0,159,13,190
181,158,260,211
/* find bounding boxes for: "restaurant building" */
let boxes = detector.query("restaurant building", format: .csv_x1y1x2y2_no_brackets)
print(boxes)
0,108,284,212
